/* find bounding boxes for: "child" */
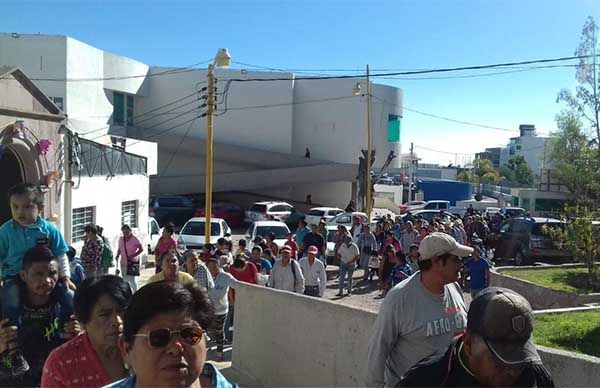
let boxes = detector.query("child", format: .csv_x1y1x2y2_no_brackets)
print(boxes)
0,183,74,377
390,252,413,287
67,246,86,287
407,244,420,273
367,254,380,281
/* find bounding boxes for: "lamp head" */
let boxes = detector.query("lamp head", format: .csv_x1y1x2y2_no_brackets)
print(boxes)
215,48,232,68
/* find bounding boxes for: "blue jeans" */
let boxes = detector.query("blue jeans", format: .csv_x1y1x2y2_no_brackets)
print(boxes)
339,262,355,293
2,276,74,328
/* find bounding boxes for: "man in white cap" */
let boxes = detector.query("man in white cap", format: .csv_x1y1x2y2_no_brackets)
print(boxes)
267,245,305,293
366,232,473,387
299,245,327,297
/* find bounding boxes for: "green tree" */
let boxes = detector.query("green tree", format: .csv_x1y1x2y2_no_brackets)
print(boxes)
558,16,600,164
499,166,515,183
472,158,502,183
507,156,534,186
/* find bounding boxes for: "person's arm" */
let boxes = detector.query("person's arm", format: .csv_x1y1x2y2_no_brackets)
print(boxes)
115,238,122,260
266,264,275,287
366,296,401,387
318,263,327,297
485,262,491,287
294,260,305,294
132,237,144,258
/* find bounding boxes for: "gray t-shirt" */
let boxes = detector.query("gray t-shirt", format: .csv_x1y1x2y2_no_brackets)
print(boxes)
366,272,467,387
208,270,236,316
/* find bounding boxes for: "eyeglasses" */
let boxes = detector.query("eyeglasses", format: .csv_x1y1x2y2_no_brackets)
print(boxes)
133,327,204,348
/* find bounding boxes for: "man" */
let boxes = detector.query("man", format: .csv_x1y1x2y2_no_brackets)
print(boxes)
253,236,267,251
399,288,556,388
337,235,359,296
302,225,326,267
0,246,78,385
400,221,419,255
267,246,305,293
357,225,377,281
295,220,310,254
284,232,299,259
236,239,252,258
465,246,491,299
299,246,327,297
366,232,473,387
207,257,236,361
351,216,363,242
250,246,272,275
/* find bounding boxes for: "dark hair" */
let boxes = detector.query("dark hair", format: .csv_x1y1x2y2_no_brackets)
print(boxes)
384,245,396,255
8,183,44,208
204,243,213,250
395,251,406,262
84,224,98,235
164,223,174,235
23,245,55,271
217,237,226,245
299,219,307,227
267,232,275,241
251,246,262,254
67,246,77,260
225,240,233,249
263,248,272,256
417,253,451,271
122,282,213,344
238,239,247,247
121,224,132,232
97,226,104,236
74,275,132,324
232,257,245,268
409,244,419,252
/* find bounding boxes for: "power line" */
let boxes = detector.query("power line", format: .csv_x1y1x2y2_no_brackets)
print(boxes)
414,144,475,156
159,117,198,177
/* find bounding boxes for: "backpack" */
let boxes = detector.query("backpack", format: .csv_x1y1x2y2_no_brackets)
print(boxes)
101,236,115,268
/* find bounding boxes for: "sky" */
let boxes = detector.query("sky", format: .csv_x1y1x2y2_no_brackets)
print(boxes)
4,0,600,164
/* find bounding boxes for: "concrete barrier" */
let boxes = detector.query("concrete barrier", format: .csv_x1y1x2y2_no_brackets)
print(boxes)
231,282,600,387
490,269,600,310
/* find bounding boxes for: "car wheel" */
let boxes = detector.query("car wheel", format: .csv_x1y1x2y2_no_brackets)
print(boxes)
515,249,527,266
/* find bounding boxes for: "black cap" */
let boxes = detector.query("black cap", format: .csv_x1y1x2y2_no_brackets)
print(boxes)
468,287,541,366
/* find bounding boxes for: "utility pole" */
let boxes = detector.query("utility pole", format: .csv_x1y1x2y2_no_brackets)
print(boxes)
365,64,373,219
204,64,215,244
408,142,414,202
63,127,73,244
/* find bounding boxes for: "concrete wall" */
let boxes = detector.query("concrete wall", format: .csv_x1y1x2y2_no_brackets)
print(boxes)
491,267,600,310
232,282,600,388
71,174,151,263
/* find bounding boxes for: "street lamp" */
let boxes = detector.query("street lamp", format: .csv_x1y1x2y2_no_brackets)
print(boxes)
353,65,373,219
204,48,231,244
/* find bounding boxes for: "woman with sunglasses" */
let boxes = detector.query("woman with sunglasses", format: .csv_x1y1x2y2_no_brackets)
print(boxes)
103,281,236,388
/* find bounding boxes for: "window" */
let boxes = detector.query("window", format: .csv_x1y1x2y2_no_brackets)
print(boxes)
72,207,95,243
113,92,125,124
50,97,63,110
126,95,134,125
387,114,401,142
307,210,325,216
121,200,138,228
516,145,522,151
181,221,220,236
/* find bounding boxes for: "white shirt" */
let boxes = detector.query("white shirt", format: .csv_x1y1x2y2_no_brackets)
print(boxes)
338,242,360,264
267,259,305,293
299,257,327,296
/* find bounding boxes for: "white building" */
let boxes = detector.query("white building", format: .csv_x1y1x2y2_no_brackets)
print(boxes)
499,124,549,177
0,33,404,208
0,66,157,264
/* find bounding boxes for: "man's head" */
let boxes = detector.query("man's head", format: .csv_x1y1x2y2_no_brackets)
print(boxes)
9,183,44,226
409,244,419,258
353,216,361,226
472,246,482,260
20,245,58,300
203,243,213,254
216,238,226,250
418,232,473,283
280,246,291,262
298,219,307,228
251,246,263,261
307,245,318,261
207,257,220,277
310,224,319,234
462,288,540,387
263,248,272,260
238,239,247,249
406,221,414,231
253,236,264,246
343,235,352,247
266,232,275,243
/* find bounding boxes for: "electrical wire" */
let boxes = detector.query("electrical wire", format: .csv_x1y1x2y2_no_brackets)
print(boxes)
159,117,198,177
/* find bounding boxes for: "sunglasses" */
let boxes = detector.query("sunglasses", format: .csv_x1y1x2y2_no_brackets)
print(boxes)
133,327,204,348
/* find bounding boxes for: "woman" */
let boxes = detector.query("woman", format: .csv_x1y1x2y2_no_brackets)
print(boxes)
147,250,195,286
382,231,402,255
153,223,176,274
181,250,214,291
224,255,259,344
42,276,133,387
378,245,396,297
265,232,279,257
81,224,104,276
115,225,143,292
103,282,236,388
374,223,385,252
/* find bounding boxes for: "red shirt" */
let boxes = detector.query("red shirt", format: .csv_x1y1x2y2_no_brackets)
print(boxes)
229,261,258,284
42,333,112,388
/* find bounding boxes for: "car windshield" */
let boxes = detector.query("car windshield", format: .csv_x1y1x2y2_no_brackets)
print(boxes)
507,209,526,217
256,225,290,239
181,222,221,236
327,230,336,242
250,204,267,213
307,210,325,216
532,223,562,236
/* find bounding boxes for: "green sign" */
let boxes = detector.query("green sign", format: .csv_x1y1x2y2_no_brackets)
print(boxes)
387,114,401,143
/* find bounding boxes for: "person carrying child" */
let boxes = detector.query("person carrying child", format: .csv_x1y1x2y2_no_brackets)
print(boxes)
0,183,74,377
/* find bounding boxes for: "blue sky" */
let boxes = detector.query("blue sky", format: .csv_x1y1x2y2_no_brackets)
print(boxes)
4,0,600,164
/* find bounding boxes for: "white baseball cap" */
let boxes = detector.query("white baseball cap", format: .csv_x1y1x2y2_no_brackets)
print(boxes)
418,232,473,261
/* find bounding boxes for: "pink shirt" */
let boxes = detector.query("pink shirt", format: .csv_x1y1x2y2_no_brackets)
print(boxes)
117,235,142,265
41,333,112,388
155,237,177,259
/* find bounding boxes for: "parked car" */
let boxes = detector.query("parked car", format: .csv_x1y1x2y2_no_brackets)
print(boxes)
245,221,291,248
176,217,232,252
498,207,527,219
490,217,571,265
324,225,338,263
326,211,369,229
195,202,244,227
244,201,295,223
409,200,450,212
399,200,426,214
147,217,162,254
484,207,501,218
285,211,306,231
149,195,199,231
304,207,344,226
377,177,395,186
407,209,457,224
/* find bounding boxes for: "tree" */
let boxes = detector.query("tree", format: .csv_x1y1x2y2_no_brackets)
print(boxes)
472,158,502,183
558,16,600,164
507,156,534,186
